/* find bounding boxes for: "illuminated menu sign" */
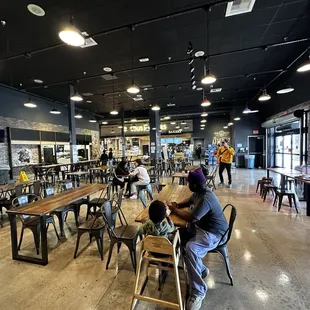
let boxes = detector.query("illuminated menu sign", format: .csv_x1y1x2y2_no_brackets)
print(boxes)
124,124,167,132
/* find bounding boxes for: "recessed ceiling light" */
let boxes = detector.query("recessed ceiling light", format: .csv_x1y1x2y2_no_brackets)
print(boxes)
34,79,43,84
86,100,92,103
197,87,203,91
200,128,204,130
195,51,205,57
27,4,45,16
103,67,112,72
50,108,61,115
192,85,197,90
75,114,82,119
59,26,85,47
276,87,294,94
139,57,150,62
89,119,97,123
24,100,37,108
167,102,176,107
102,121,108,124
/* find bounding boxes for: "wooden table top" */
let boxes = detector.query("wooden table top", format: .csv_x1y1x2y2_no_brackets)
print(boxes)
7,183,106,216
172,172,189,178
89,166,109,171
135,184,192,228
36,160,99,170
267,168,303,178
0,181,34,193
66,171,90,176
185,165,200,171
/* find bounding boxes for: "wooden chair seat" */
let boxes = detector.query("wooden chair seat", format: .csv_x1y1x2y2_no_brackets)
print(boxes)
78,217,105,230
113,225,140,239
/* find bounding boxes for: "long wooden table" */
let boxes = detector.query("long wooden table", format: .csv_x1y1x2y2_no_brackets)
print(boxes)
135,184,192,228
7,183,106,265
267,168,310,216
171,172,189,185
0,181,35,194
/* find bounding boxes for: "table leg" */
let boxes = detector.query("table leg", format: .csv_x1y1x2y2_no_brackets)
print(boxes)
8,213,18,260
40,215,48,265
267,170,270,178
305,183,310,216
90,171,93,183
76,175,80,187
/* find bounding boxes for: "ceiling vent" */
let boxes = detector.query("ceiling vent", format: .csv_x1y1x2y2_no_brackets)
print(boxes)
80,31,98,48
101,74,118,80
210,88,222,93
225,0,256,17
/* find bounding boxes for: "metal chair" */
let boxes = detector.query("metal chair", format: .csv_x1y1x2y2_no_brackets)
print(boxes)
209,203,237,285
206,165,218,189
136,184,153,208
12,194,59,254
31,180,42,198
50,182,79,236
102,200,141,271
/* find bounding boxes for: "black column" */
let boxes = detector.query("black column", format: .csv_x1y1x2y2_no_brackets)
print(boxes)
149,110,161,161
69,85,78,163
121,109,126,160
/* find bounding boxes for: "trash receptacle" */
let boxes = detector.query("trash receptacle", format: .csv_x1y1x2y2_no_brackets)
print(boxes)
245,155,255,169
0,164,10,184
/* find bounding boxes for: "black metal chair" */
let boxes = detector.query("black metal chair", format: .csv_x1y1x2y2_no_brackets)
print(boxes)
31,180,42,198
102,200,141,271
209,203,237,286
50,183,79,236
86,183,111,220
12,194,59,254
206,165,218,190
273,189,298,213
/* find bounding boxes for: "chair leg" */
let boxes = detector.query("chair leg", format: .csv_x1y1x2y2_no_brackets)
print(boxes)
130,248,144,310
18,225,25,250
273,194,278,207
292,194,299,214
106,239,117,269
30,225,41,255
288,195,293,209
263,189,268,202
212,178,216,190
256,182,259,193
95,230,104,260
48,219,60,240
173,254,184,309
278,194,283,212
74,230,82,258
216,246,234,286
124,240,137,272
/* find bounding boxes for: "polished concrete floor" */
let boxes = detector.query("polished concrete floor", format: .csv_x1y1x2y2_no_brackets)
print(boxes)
0,168,310,310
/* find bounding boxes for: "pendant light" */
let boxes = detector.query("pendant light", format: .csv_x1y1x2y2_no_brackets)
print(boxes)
151,104,160,111
50,108,61,114
170,121,176,125
297,55,310,72
234,117,241,121
243,107,259,114
75,113,82,119
70,90,83,102
127,27,140,94
276,86,294,94
201,112,208,117
118,124,123,129
58,17,85,47
201,90,211,107
201,9,216,85
24,97,37,108
89,119,96,123
131,117,137,122
110,74,119,115
164,116,170,120
201,119,207,123
228,122,233,126
181,120,187,125
175,124,180,129
258,89,271,101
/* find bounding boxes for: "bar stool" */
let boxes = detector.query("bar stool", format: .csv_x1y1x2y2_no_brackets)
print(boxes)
136,184,153,208
262,184,278,202
259,178,273,197
256,177,273,194
274,189,299,213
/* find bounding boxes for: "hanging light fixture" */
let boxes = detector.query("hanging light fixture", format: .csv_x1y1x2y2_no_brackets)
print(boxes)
201,119,207,123
75,113,82,119
223,126,228,129
201,67,217,84
234,117,241,121
50,108,61,114
70,91,83,102
151,104,160,111
228,122,233,126
58,21,85,47
89,119,96,123
164,116,170,120
258,89,271,101
170,121,176,125
127,27,140,94
201,112,208,117
110,109,118,115
24,98,37,108
131,118,137,122
175,124,180,129
102,121,108,124
127,83,140,94
276,86,294,94
243,107,259,114
181,120,187,125
297,55,310,72
110,74,119,115
118,124,123,129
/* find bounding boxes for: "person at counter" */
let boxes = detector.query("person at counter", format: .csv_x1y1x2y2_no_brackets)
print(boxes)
100,150,108,166
129,159,151,200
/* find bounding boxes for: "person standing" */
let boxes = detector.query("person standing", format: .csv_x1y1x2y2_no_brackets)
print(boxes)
100,150,108,166
217,140,235,188
108,148,114,166
166,168,228,310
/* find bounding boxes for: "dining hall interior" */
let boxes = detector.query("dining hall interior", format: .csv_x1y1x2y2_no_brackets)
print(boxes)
0,1,310,310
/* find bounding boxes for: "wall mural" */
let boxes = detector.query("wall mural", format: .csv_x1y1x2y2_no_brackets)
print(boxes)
12,145,39,166
212,130,230,145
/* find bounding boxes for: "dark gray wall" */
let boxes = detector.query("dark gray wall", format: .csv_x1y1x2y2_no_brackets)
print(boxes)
0,85,99,131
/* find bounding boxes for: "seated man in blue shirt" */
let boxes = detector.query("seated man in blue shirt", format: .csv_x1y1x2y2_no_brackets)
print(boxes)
167,167,228,310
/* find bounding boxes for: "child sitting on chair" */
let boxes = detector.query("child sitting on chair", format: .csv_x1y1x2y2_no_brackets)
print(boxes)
140,200,175,237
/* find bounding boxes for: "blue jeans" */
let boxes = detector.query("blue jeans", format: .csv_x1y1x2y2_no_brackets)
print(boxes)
184,226,223,297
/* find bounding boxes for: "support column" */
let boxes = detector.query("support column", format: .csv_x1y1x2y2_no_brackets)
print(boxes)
149,110,161,162
69,85,78,163
121,109,126,160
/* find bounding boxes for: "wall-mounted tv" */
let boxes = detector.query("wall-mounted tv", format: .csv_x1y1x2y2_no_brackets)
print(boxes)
0,129,5,143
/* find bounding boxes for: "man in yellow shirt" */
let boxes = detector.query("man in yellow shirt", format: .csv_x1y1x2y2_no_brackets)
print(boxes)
217,139,235,188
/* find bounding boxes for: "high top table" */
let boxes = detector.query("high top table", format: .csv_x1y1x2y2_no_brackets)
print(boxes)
7,183,106,265
267,168,310,216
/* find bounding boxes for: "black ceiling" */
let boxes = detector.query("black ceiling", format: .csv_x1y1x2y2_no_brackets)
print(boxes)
0,0,309,120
